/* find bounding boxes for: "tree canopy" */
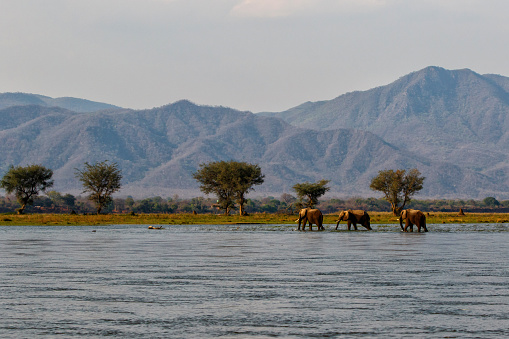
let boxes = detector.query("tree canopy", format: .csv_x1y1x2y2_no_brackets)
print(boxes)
75,161,122,214
292,179,330,208
370,168,425,215
193,160,264,215
483,197,500,207
0,164,54,214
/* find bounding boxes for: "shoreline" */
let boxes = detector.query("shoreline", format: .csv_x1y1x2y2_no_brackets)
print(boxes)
1,212,508,226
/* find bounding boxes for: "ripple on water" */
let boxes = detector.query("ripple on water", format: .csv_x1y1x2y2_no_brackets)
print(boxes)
0,224,508,338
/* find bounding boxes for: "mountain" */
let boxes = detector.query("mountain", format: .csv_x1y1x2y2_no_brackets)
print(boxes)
0,99,500,199
262,66,509,198
0,93,121,112
3,66,509,200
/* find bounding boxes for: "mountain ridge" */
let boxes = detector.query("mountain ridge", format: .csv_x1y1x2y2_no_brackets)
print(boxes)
261,66,509,190
0,92,121,112
2,66,509,199
2,100,499,199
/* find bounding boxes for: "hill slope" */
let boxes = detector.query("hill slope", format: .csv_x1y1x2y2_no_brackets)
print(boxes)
0,93,121,112
0,100,499,199
262,66,509,196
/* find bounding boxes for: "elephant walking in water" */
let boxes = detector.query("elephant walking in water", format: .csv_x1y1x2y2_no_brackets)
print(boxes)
296,208,324,231
400,209,428,232
336,210,371,230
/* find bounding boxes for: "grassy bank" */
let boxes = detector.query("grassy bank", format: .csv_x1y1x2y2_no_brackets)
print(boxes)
1,211,509,226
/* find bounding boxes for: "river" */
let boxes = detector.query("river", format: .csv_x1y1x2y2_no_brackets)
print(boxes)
0,224,508,338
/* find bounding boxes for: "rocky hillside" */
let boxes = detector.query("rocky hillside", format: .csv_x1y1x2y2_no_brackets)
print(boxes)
2,66,509,200
262,66,509,198
1,99,500,199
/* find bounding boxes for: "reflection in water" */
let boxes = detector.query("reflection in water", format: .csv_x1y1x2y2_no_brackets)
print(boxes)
0,224,508,338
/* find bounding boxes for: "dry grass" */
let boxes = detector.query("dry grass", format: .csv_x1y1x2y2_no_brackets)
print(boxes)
1,211,509,226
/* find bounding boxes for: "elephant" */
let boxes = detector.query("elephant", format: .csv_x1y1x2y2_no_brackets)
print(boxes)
400,209,428,232
336,210,371,230
296,208,324,231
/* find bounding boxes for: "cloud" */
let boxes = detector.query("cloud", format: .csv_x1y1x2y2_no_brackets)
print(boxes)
230,0,387,18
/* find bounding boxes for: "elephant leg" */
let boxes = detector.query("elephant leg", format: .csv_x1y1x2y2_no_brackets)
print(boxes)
353,222,358,230
309,223,313,231
347,221,351,230
298,218,306,231
405,222,414,232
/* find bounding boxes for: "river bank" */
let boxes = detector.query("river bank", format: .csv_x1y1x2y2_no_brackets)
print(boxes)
1,211,508,226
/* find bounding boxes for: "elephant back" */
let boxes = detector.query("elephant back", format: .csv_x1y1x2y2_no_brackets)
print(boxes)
351,209,368,221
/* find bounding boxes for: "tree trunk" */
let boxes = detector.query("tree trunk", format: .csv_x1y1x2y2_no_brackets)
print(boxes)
17,204,26,215
392,204,402,216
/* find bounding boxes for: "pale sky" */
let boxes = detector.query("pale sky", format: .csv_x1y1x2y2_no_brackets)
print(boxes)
1,0,508,112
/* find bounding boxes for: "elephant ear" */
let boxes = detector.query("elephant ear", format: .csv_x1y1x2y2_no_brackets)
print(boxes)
344,211,349,219
401,210,406,219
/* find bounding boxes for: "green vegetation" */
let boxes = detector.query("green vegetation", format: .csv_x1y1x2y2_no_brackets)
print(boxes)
0,211,508,226
0,164,54,214
2,194,509,215
75,161,122,214
370,169,425,215
193,161,264,215
292,180,330,208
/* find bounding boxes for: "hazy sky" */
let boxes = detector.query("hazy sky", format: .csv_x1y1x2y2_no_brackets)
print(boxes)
1,0,508,112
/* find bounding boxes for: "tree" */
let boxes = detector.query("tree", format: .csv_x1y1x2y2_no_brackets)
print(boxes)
193,160,264,215
47,190,64,207
0,164,54,214
75,161,122,214
62,193,76,211
483,197,500,207
370,168,425,215
292,179,330,208
230,161,264,215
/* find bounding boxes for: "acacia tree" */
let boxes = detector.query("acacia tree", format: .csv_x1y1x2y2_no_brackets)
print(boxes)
292,179,330,208
193,160,264,215
370,168,425,215
0,164,54,214
75,161,122,214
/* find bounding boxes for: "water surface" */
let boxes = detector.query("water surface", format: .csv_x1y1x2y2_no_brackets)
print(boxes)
1,224,508,338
